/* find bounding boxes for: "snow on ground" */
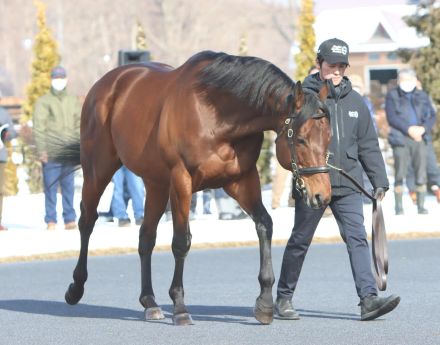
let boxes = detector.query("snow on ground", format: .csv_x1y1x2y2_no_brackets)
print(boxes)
1,172,439,259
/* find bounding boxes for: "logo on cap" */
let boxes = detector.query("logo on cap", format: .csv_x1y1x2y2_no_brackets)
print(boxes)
331,45,348,55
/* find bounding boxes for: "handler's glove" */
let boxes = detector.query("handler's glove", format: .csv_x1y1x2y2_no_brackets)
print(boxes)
373,187,387,201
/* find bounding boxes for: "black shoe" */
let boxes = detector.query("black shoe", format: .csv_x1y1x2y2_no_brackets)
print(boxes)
360,294,400,321
275,298,300,320
135,218,143,226
418,208,428,215
118,218,131,227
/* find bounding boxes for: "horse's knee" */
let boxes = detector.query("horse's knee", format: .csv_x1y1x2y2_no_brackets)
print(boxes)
138,232,157,256
256,218,273,240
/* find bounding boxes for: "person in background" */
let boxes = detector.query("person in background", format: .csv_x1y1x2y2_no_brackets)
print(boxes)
385,68,436,215
111,166,145,227
0,91,17,230
406,80,440,204
33,66,81,230
214,188,247,220
406,145,440,204
276,38,400,322
202,189,213,214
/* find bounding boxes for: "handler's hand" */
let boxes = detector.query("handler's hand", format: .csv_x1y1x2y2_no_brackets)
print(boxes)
373,187,386,201
39,152,48,163
408,125,425,142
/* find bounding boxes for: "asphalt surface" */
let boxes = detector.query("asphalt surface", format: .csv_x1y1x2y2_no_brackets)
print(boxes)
0,239,439,345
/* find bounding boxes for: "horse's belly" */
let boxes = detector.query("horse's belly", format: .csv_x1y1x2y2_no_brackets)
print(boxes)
195,152,253,188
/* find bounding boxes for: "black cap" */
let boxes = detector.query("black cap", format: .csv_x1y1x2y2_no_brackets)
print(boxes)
317,38,349,65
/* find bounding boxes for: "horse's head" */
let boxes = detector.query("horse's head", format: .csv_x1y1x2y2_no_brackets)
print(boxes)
275,81,331,209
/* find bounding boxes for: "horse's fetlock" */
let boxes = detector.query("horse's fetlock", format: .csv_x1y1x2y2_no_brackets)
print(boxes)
73,269,88,284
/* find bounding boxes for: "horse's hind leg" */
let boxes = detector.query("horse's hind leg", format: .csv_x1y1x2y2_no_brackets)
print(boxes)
65,158,120,305
139,182,169,321
224,168,275,324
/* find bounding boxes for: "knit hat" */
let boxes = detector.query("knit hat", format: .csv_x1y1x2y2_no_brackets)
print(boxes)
51,66,67,79
317,38,349,65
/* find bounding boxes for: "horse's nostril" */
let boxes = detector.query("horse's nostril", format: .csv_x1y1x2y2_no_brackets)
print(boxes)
315,193,322,202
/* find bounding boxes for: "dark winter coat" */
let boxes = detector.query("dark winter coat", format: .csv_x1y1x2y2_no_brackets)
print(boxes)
385,86,436,146
302,73,389,196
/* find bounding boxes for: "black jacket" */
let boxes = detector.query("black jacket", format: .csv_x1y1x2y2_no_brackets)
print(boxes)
385,86,436,146
303,73,389,196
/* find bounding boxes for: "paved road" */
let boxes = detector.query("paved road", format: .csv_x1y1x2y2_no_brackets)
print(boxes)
0,239,439,345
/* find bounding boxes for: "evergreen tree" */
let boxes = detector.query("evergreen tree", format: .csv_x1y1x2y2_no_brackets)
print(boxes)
400,0,440,158
238,33,273,185
21,0,60,193
238,33,248,57
134,19,148,51
4,142,18,196
294,0,316,82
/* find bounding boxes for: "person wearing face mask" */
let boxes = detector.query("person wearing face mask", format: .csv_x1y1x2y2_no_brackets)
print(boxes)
385,68,436,215
275,38,400,322
33,66,81,230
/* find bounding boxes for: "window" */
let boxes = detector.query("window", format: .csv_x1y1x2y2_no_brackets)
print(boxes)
368,53,380,61
387,52,398,60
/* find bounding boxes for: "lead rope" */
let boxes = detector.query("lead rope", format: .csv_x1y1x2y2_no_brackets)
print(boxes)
326,161,388,291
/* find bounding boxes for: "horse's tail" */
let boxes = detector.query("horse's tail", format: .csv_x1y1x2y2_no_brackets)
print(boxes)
43,132,81,167
36,133,82,189
52,139,81,166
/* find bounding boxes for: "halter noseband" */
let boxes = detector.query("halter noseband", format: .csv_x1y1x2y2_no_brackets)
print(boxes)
277,114,329,196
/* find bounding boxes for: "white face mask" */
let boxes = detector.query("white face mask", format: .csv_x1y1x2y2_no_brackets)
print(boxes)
51,78,67,91
399,81,416,93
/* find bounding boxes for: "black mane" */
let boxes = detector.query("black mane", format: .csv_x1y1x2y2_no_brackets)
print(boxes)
194,51,295,115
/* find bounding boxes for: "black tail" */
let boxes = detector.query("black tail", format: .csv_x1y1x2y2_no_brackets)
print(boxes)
42,135,82,189
42,131,81,167
51,140,81,166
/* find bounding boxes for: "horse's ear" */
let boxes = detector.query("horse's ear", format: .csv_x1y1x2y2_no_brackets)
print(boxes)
318,83,329,101
294,81,304,111
285,94,294,111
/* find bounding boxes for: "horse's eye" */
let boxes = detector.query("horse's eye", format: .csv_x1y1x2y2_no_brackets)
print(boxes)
297,137,306,145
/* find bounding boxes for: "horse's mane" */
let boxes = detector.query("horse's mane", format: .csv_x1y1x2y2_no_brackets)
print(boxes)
194,51,295,115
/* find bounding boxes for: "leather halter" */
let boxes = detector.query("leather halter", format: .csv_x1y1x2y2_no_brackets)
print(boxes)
277,113,329,197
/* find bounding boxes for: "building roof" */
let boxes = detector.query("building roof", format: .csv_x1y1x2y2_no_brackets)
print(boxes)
314,5,429,53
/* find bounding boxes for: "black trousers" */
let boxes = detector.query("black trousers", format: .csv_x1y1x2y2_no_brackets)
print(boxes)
277,192,377,300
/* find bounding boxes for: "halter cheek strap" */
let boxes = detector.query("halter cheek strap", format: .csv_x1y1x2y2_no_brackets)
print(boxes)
279,116,330,197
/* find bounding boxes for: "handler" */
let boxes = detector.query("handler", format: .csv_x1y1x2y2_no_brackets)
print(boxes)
276,38,400,321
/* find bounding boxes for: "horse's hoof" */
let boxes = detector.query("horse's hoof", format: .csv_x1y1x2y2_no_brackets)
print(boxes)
254,301,274,325
173,313,194,326
145,307,165,320
65,283,84,305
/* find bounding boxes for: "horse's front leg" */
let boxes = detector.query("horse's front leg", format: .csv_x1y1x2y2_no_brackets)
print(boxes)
253,205,274,324
224,169,275,324
138,183,169,321
168,172,194,326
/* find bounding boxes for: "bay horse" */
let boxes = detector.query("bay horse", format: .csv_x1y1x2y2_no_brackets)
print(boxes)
60,51,331,325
